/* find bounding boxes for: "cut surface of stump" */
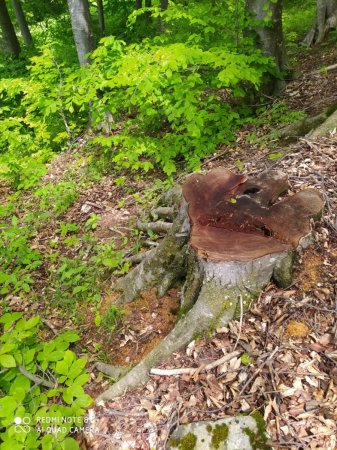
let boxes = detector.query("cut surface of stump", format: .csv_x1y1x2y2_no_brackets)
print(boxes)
97,169,323,402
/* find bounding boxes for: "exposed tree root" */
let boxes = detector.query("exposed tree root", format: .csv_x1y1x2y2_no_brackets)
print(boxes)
94,362,128,379
126,250,154,265
136,219,172,233
151,206,175,220
308,108,337,138
276,110,329,140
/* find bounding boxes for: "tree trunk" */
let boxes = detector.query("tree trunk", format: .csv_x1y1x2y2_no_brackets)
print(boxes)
135,0,142,9
96,169,323,402
11,0,32,46
0,0,20,56
158,0,168,32
245,0,287,94
160,0,168,10
97,0,105,36
67,0,95,66
303,0,337,46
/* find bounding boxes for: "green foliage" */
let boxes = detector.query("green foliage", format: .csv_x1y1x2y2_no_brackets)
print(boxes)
255,101,306,127
0,0,277,186
34,181,79,217
80,36,271,175
0,216,41,295
101,305,124,330
0,48,80,190
283,0,316,45
0,313,91,449
50,239,129,308
56,222,80,237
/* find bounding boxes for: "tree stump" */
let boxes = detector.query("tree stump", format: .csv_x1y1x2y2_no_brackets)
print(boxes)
97,168,323,402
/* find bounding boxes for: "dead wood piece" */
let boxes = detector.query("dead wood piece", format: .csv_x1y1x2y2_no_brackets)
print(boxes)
310,62,337,74
85,201,104,210
97,168,323,402
18,365,56,389
136,220,172,233
143,240,159,247
150,350,242,376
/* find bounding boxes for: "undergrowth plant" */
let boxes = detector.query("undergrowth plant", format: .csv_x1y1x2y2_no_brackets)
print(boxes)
81,37,272,175
0,216,41,295
0,313,91,450
0,48,82,190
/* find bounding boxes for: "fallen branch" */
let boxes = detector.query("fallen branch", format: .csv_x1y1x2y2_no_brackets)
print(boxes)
136,220,172,233
41,318,59,335
310,63,337,75
150,350,241,376
234,346,279,400
85,201,104,210
143,240,159,247
18,365,56,389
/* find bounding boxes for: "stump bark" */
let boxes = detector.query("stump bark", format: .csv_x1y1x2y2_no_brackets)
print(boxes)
97,168,323,402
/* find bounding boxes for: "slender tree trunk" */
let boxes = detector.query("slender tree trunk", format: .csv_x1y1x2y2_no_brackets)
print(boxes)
245,0,287,94
158,0,168,32
67,0,95,66
160,0,168,11
97,0,105,36
135,0,142,9
11,0,32,46
0,0,20,56
303,0,337,46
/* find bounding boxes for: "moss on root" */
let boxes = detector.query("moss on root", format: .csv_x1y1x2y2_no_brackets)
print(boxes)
168,432,197,450
243,411,271,450
210,423,229,449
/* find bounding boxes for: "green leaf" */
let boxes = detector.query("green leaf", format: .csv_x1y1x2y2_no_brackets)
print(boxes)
67,359,87,380
61,437,80,450
59,331,80,343
24,316,40,330
72,374,89,386
0,354,16,368
10,375,30,401
55,361,69,375
73,394,92,408
0,396,17,418
0,343,16,355
62,389,73,405
63,350,75,366
241,352,253,366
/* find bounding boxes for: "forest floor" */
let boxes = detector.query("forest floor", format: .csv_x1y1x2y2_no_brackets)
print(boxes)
80,42,337,449
1,39,337,450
